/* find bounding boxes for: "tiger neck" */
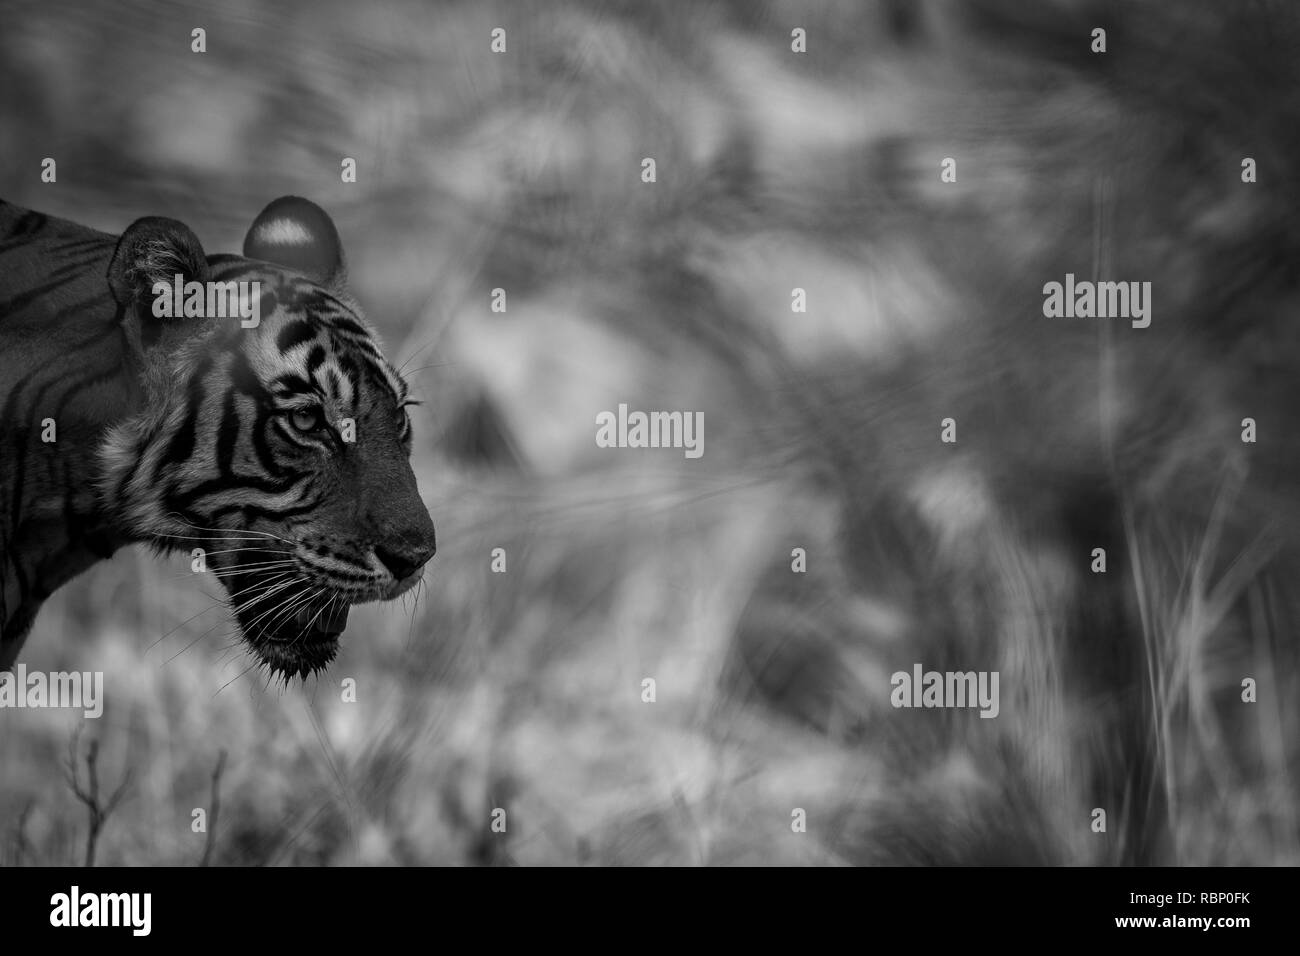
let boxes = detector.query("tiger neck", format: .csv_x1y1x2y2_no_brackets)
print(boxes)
1,307,143,660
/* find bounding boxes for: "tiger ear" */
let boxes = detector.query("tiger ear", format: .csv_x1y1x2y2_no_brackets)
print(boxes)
107,216,211,309
243,196,346,294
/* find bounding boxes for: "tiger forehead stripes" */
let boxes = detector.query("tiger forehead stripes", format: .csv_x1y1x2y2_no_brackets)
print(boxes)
0,196,437,680
103,266,410,534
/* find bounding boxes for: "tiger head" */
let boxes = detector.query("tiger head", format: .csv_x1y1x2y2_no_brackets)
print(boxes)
100,197,436,679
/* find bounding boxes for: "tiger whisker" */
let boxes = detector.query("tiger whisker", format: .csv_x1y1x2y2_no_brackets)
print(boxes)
190,547,292,559
254,595,321,648
404,575,426,651
202,561,299,578
296,589,336,643
149,601,228,651
157,518,295,544
213,658,262,698
235,581,298,615
173,560,297,581
225,568,297,596
154,531,293,543
149,568,298,652
279,587,331,642
247,585,321,638
221,580,301,627
164,613,241,666
168,515,292,538
233,577,302,621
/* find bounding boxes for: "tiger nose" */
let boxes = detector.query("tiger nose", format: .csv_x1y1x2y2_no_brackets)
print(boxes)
374,541,435,581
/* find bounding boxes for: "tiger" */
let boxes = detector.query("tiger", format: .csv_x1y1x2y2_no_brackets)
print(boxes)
0,196,436,679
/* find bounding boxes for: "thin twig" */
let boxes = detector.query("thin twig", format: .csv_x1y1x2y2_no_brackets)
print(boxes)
10,799,35,866
65,728,132,867
199,749,228,867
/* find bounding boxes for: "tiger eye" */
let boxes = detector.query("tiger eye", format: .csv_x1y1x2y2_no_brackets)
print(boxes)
289,407,323,432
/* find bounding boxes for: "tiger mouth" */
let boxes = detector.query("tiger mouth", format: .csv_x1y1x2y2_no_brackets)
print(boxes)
249,592,351,646
251,630,341,680
228,581,353,679
290,597,350,638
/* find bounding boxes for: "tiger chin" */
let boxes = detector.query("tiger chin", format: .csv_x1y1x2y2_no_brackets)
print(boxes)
0,196,436,681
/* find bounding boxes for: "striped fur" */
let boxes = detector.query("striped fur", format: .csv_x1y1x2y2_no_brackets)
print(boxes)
0,197,435,678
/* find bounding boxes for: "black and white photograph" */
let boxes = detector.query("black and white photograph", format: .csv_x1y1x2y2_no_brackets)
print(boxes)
0,0,1292,934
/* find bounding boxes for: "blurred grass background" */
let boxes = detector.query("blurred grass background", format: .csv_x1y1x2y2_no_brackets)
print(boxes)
2,0,1298,865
